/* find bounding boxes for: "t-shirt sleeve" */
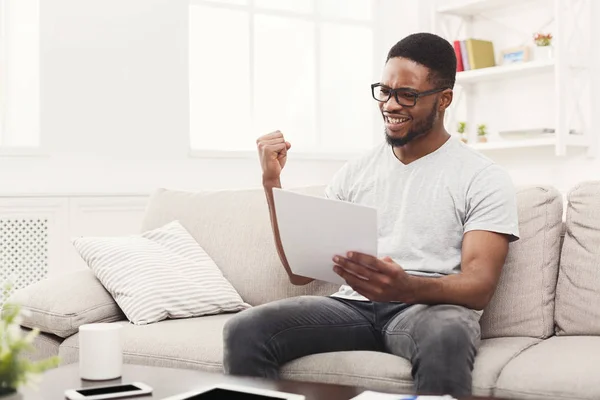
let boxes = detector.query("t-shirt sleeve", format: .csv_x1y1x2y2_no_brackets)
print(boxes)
324,162,351,201
464,164,520,242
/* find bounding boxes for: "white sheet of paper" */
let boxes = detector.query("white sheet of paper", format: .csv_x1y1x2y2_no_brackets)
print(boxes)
350,391,456,400
272,188,377,285
350,392,416,400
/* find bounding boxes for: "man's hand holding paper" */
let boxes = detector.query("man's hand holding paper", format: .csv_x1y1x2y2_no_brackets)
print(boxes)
332,252,414,302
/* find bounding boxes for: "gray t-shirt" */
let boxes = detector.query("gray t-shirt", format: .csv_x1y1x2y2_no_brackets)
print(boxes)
325,137,520,302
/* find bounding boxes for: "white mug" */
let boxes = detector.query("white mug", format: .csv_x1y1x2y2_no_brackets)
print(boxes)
79,323,123,380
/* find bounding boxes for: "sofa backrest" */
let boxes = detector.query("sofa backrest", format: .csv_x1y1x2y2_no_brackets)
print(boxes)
480,186,563,339
555,181,600,335
140,187,339,307
141,184,565,338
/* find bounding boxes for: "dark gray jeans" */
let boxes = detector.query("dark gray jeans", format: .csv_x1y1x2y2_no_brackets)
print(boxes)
223,295,481,397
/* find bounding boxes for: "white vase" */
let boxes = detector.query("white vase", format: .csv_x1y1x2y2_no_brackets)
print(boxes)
533,45,553,61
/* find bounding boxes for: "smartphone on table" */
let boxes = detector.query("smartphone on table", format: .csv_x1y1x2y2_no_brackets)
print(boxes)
64,382,152,400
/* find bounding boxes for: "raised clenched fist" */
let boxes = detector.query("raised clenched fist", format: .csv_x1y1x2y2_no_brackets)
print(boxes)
256,130,292,184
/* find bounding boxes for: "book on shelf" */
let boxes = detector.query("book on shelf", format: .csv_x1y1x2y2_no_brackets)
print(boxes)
454,39,496,72
453,40,464,71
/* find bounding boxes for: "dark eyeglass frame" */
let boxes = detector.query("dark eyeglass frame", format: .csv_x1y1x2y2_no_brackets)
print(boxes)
371,83,449,107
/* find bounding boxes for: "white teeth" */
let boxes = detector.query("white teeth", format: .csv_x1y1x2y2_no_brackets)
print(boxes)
387,117,408,124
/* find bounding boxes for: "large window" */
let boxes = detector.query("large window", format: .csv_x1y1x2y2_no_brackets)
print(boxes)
189,0,376,155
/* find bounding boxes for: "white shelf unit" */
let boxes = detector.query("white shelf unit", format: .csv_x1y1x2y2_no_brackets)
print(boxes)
455,59,554,85
469,136,590,151
432,0,596,156
436,0,541,16
470,138,555,150
469,135,590,151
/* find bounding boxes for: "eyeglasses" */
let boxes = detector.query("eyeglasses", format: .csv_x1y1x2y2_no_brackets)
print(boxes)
371,83,448,107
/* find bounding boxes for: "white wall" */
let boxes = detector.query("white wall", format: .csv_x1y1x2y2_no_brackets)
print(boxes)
0,0,345,195
471,147,598,193
0,0,597,197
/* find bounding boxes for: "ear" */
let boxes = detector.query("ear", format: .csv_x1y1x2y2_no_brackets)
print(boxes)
439,89,453,111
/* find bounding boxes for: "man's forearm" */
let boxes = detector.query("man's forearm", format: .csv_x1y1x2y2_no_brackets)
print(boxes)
263,180,314,286
404,272,494,310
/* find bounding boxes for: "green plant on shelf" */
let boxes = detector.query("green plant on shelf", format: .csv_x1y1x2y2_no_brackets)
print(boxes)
0,284,60,396
457,121,468,143
477,124,488,143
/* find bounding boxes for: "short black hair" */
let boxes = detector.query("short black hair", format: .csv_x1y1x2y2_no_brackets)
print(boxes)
386,32,457,89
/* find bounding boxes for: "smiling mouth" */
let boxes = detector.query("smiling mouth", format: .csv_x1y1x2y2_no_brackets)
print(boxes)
383,115,410,131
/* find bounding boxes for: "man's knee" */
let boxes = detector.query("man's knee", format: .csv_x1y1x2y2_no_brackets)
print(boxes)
416,306,479,362
223,298,306,355
223,312,247,350
425,321,475,354
223,307,272,375
223,297,319,377
223,307,268,351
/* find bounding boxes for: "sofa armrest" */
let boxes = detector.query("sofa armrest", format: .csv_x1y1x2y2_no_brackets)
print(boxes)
8,269,125,338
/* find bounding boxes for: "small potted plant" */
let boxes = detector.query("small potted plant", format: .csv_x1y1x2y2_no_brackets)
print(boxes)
1,288,60,398
533,32,553,60
477,124,488,143
457,121,467,143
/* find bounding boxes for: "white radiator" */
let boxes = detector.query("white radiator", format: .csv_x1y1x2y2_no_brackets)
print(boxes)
0,217,49,302
0,194,149,304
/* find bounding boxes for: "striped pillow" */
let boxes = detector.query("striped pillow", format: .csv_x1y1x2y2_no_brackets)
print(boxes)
72,220,250,325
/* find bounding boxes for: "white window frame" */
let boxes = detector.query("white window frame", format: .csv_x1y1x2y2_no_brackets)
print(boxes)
188,0,380,161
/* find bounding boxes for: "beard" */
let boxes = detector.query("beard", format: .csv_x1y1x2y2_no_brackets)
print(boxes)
385,100,438,147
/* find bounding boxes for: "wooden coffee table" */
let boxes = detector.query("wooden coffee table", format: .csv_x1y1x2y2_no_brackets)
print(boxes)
18,364,360,399
17,363,500,400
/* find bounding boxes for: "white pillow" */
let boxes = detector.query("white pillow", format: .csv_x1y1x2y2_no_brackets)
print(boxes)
72,220,250,325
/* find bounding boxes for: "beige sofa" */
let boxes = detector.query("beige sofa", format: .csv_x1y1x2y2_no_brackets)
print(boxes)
12,181,600,399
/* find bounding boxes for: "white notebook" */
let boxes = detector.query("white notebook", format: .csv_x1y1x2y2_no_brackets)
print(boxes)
272,188,377,285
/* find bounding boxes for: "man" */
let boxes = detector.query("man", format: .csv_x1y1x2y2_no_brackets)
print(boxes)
223,32,519,397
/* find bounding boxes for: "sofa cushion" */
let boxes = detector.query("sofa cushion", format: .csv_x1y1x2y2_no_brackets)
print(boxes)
22,328,63,362
59,315,232,371
470,337,541,396
9,269,125,338
282,337,540,396
282,351,413,394
480,186,563,339
140,188,340,306
555,181,600,335
58,316,539,396
495,336,600,400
